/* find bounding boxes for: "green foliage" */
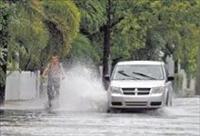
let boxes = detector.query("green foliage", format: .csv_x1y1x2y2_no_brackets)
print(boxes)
111,33,130,60
74,0,106,34
7,0,80,70
177,25,200,75
8,1,49,70
72,0,106,63
112,0,200,75
1,0,200,78
159,1,200,76
74,0,199,77
0,47,7,66
43,0,80,56
70,34,100,63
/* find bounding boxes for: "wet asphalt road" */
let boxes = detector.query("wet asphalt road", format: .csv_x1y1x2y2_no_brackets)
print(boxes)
0,97,200,136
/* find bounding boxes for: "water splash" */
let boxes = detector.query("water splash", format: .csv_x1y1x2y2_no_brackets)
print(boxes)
57,63,108,112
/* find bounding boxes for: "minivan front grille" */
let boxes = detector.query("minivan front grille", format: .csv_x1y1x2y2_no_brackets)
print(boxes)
122,88,151,95
122,88,135,95
125,101,147,106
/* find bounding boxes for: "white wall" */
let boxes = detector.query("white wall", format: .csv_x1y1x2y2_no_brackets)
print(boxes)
179,69,196,96
5,71,40,101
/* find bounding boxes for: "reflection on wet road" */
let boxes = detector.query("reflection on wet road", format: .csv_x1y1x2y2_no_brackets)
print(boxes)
0,97,200,136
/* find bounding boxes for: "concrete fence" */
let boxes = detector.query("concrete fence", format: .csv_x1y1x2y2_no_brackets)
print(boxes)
5,71,40,101
179,70,196,96
166,56,196,96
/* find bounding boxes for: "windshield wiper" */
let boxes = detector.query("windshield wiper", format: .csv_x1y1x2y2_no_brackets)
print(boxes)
118,71,140,80
132,71,157,80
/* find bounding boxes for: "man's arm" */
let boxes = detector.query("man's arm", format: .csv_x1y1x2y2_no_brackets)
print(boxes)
42,64,49,77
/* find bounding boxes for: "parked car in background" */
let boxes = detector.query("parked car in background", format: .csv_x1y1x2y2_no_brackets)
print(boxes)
106,61,174,112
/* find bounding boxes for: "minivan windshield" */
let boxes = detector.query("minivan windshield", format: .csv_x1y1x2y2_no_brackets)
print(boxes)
112,65,164,80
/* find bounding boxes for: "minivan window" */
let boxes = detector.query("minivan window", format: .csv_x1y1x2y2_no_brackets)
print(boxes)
112,65,164,80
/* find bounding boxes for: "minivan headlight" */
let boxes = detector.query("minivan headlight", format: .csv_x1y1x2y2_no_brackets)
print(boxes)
110,87,121,94
151,87,165,94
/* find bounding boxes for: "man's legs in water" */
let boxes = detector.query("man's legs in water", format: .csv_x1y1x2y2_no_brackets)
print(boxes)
53,78,60,99
47,78,54,107
47,78,60,108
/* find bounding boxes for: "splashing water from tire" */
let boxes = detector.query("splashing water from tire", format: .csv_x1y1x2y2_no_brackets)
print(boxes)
58,63,108,112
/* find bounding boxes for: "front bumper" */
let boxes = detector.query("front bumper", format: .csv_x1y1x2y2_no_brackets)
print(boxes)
108,93,165,109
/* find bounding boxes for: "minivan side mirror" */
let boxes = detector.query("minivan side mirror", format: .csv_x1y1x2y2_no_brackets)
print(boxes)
168,76,174,81
104,74,110,81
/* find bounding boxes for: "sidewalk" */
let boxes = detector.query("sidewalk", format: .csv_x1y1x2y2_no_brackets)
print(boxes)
0,98,47,111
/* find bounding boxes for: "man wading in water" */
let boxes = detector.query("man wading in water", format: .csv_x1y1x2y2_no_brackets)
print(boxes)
42,55,65,108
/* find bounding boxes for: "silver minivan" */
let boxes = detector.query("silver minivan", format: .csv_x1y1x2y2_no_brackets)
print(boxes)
106,61,173,111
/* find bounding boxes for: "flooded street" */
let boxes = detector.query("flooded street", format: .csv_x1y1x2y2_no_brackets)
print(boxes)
1,0,200,136
0,97,199,136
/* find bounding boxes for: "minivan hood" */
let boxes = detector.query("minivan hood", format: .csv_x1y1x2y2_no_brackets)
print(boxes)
110,80,165,88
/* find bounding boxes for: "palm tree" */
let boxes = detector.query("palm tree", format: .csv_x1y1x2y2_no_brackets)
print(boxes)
9,0,80,70
0,0,80,104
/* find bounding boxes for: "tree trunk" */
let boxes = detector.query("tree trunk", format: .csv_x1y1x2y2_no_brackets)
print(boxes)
103,25,111,78
0,64,7,104
196,47,200,95
103,0,111,77
0,3,9,104
102,0,111,88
